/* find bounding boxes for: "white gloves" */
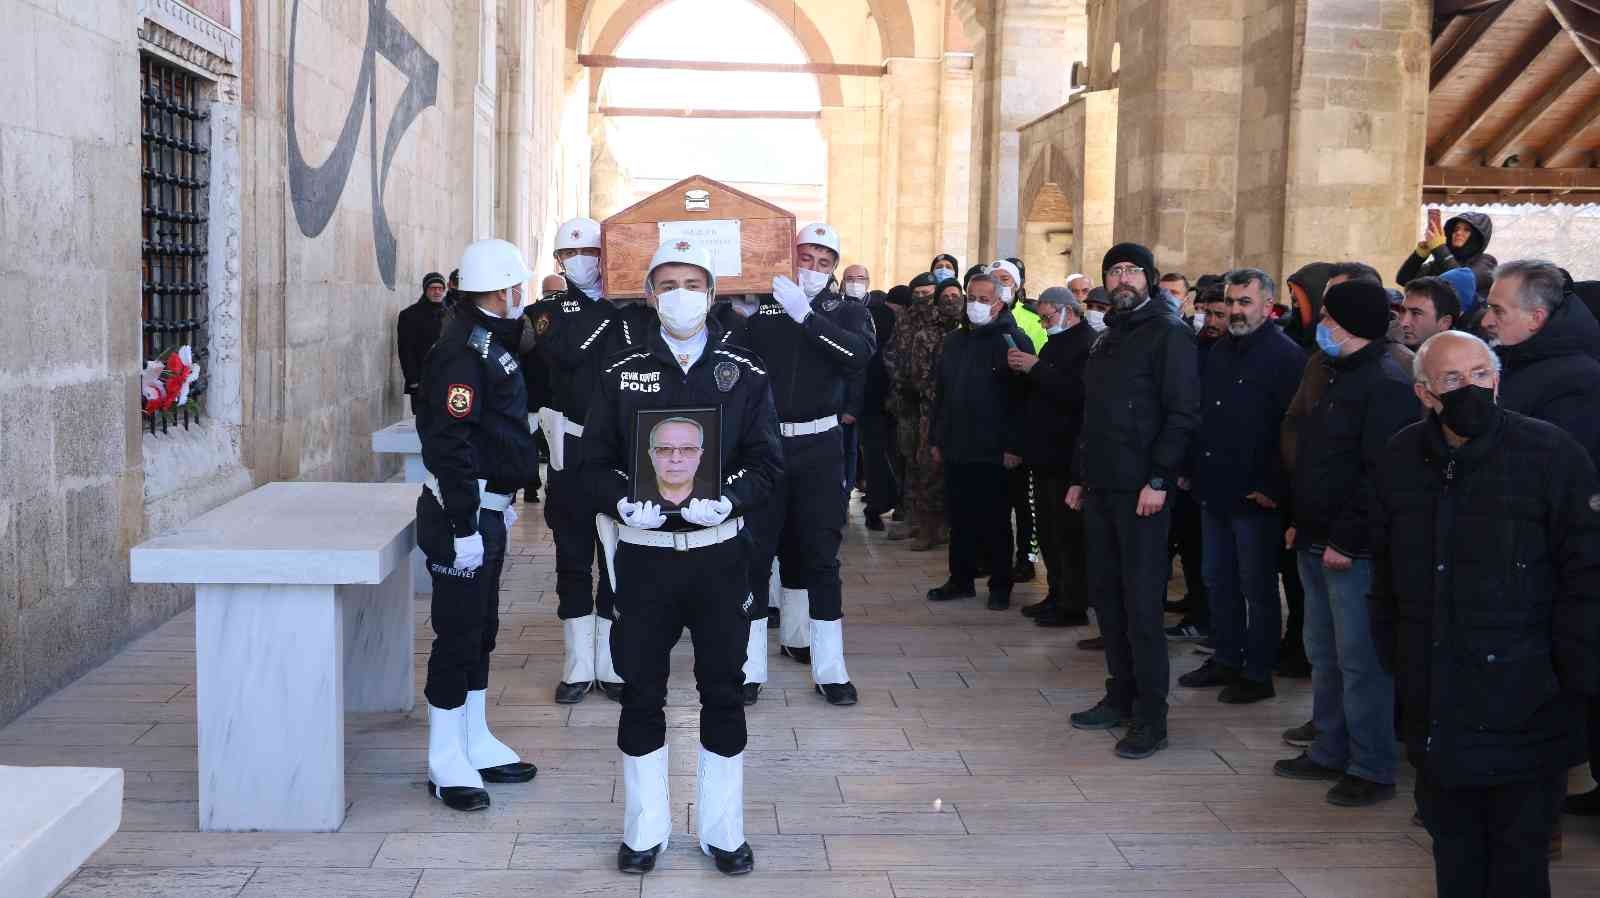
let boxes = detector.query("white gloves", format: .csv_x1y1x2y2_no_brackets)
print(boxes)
452,533,485,571
771,275,813,324
683,496,733,528
503,504,519,528
617,499,667,530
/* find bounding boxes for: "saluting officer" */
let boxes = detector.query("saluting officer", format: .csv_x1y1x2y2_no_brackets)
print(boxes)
583,240,782,876
533,218,650,704
736,223,875,706
416,239,542,811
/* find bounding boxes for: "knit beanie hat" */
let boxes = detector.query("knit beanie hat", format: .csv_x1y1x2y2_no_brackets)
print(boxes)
1102,243,1160,298
1321,280,1391,340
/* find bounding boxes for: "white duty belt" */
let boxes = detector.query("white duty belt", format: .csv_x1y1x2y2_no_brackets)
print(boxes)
594,517,745,594
780,414,839,438
535,407,585,471
424,472,513,512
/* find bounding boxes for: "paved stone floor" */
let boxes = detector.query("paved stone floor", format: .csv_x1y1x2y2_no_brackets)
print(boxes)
9,497,1600,897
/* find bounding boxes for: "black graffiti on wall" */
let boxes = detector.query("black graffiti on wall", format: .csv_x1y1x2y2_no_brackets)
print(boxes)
286,0,438,290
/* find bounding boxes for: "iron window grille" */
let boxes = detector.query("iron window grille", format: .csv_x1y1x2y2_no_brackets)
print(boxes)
140,54,210,433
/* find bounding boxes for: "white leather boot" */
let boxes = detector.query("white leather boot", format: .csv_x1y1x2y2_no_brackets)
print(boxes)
778,588,810,661
622,746,671,852
427,704,489,811
465,689,536,782
697,747,753,874
594,616,624,701
557,613,597,703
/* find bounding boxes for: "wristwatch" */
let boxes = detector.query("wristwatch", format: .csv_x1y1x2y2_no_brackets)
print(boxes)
1147,477,1169,491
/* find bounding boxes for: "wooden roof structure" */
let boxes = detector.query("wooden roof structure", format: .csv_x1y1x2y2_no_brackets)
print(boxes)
1427,0,1600,204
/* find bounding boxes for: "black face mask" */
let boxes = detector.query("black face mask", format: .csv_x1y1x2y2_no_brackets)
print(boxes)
1435,385,1496,439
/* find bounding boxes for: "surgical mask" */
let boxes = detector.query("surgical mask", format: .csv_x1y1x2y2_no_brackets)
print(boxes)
1047,322,1068,336
965,301,993,326
998,285,1014,305
1435,385,1496,439
1315,323,1347,358
562,255,601,293
933,267,955,281
1192,311,1207,333
843,280,868,299
798,267,831,298
1086,309,1106,330
656,288,709,339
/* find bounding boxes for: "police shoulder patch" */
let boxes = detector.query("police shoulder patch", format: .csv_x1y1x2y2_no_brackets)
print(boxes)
535,312,552,336
446,384,474,418
821,298,841,312
714,359,741,392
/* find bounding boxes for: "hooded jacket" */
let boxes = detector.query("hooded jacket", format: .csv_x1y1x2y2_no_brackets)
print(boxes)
1495,294,1600,467
1396,212,1497,299
1284,262,1334,352
929,308,1032,465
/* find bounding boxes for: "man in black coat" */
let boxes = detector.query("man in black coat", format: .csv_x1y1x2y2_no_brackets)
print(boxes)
1064,243,1201,760
860,280,901,530
398,271,449,413
1273,279,1417,807
1005,286,1096,627
926,273,1032,610
1178,269,1305,703
1370,330,1600,898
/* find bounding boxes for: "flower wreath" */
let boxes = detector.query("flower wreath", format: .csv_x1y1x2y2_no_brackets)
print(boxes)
141,345,202,417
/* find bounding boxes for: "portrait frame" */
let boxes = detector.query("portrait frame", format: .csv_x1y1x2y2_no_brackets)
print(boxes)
631,407,723,513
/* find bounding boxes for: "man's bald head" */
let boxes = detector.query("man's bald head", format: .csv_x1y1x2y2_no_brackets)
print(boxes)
541,274,567,294
1413,330,1500,420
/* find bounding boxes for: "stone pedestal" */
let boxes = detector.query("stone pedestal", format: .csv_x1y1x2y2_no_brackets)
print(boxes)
0,766,122,898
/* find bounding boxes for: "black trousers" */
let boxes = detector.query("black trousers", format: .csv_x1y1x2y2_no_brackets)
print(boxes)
419,492,507,709
859,410,901,517
1168,489,1208,627
523,430,547,496
1007,465,1035,563
1416,766,1566,898
611,538,749,758
946,462,1013,592
1084,488,1172,725
1034,468,1087,612
544,437,615,621
774,430,846,622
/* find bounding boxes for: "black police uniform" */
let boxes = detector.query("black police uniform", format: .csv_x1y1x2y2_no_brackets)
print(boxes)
711,303,779,630
416,303,538,710
580,322,782,760
532,286,651,627
734,287,874,648
519,296,556,500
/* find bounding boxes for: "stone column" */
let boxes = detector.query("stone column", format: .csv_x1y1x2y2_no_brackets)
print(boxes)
878,57,944,283
823,104,884,282
936,53,975,263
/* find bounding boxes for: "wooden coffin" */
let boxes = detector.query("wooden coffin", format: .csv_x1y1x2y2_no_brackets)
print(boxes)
600,175,796,299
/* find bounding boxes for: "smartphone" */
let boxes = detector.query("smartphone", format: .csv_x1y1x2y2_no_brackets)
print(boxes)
1427,208,1442,236
1003,334,1017,350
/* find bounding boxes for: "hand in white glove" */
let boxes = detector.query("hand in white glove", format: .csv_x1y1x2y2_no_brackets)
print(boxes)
771,275,813,324
617,498,667,530
682,496,734,527
503,504,519,528
452,533,485,571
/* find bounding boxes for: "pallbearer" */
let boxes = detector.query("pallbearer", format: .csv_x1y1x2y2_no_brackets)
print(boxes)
416,238,542,811
582,239,782,875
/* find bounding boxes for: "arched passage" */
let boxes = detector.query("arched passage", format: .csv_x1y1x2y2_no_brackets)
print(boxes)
570,0,915,59
1020,144,1077,284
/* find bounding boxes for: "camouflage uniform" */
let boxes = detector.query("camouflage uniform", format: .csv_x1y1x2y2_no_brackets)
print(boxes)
882,293,963,544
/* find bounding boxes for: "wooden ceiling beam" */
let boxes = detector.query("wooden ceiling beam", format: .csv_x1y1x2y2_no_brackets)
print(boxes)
1482,56,1594,165
1539,96,1600,162
1432,0,1514,88
1428,16,1563,164
1425,164,1600,189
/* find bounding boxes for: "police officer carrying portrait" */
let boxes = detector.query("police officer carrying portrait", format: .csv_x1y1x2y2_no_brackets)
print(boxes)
581,239,782,876
736,223,875,706
533,217,651,704
415,239,542,812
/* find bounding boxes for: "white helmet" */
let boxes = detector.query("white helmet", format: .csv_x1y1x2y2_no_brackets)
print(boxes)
645,239,716,297
457,238,535,293
796,222,841,257
554,217,602,252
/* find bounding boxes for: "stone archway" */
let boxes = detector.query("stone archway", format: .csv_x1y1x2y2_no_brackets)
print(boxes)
569,0,915,59
1020,143,1077,285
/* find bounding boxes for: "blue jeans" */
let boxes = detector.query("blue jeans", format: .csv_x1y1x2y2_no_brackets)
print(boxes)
1299,551,1396,784
1201,505,1280,683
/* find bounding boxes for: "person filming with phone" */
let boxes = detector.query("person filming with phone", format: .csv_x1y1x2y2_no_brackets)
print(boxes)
1396,211,1497,302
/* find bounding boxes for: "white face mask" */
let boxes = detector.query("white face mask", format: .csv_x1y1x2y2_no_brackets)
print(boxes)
1046,319,1068,335
997,285,1015,305
1192,311,1207,333
843,280,868,299
1086,309,1107,330
655,288,709,339
562,255,601,293
798,267,831,298
966,301,993,326
933,267,955,282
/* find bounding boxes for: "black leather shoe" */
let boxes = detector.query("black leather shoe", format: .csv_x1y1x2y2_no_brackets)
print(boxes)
554,681,592,704
1036,609,1089,628
597,681,625,702
1021,597,1057,618
927,580,977,602
780,645,810,664
743,683,762,706
428,780,490,812
1325,774,1396,807
1077,636,1105,651
986,591,1011,611
767,609,780,629
1114,722,1169,759
1069,700,1132,731
525,490,540,504
816,682,859,706
479,762,538,783
617,842,662,874
1273,751,1343,781
1566,787,1600,816
864,514,885,532
1011,560,1036,582
1164,595,1194,613
1178,657,1237,689
1218,677,1275,704
706,841,755,875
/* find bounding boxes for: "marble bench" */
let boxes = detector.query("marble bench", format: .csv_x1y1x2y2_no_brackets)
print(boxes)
130,482,418,832
0,765,122,898
371,418,431,594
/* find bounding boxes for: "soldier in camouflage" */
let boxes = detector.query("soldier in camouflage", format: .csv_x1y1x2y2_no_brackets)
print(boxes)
883,275,964,550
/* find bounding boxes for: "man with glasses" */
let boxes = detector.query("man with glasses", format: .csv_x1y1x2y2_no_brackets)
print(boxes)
647,418,705,506
1065,243,1200,759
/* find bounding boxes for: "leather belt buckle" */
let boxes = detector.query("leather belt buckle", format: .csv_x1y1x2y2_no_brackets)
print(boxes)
673,531,690,552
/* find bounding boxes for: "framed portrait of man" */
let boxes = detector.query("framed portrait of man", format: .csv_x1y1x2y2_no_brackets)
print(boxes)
631,408,722,512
